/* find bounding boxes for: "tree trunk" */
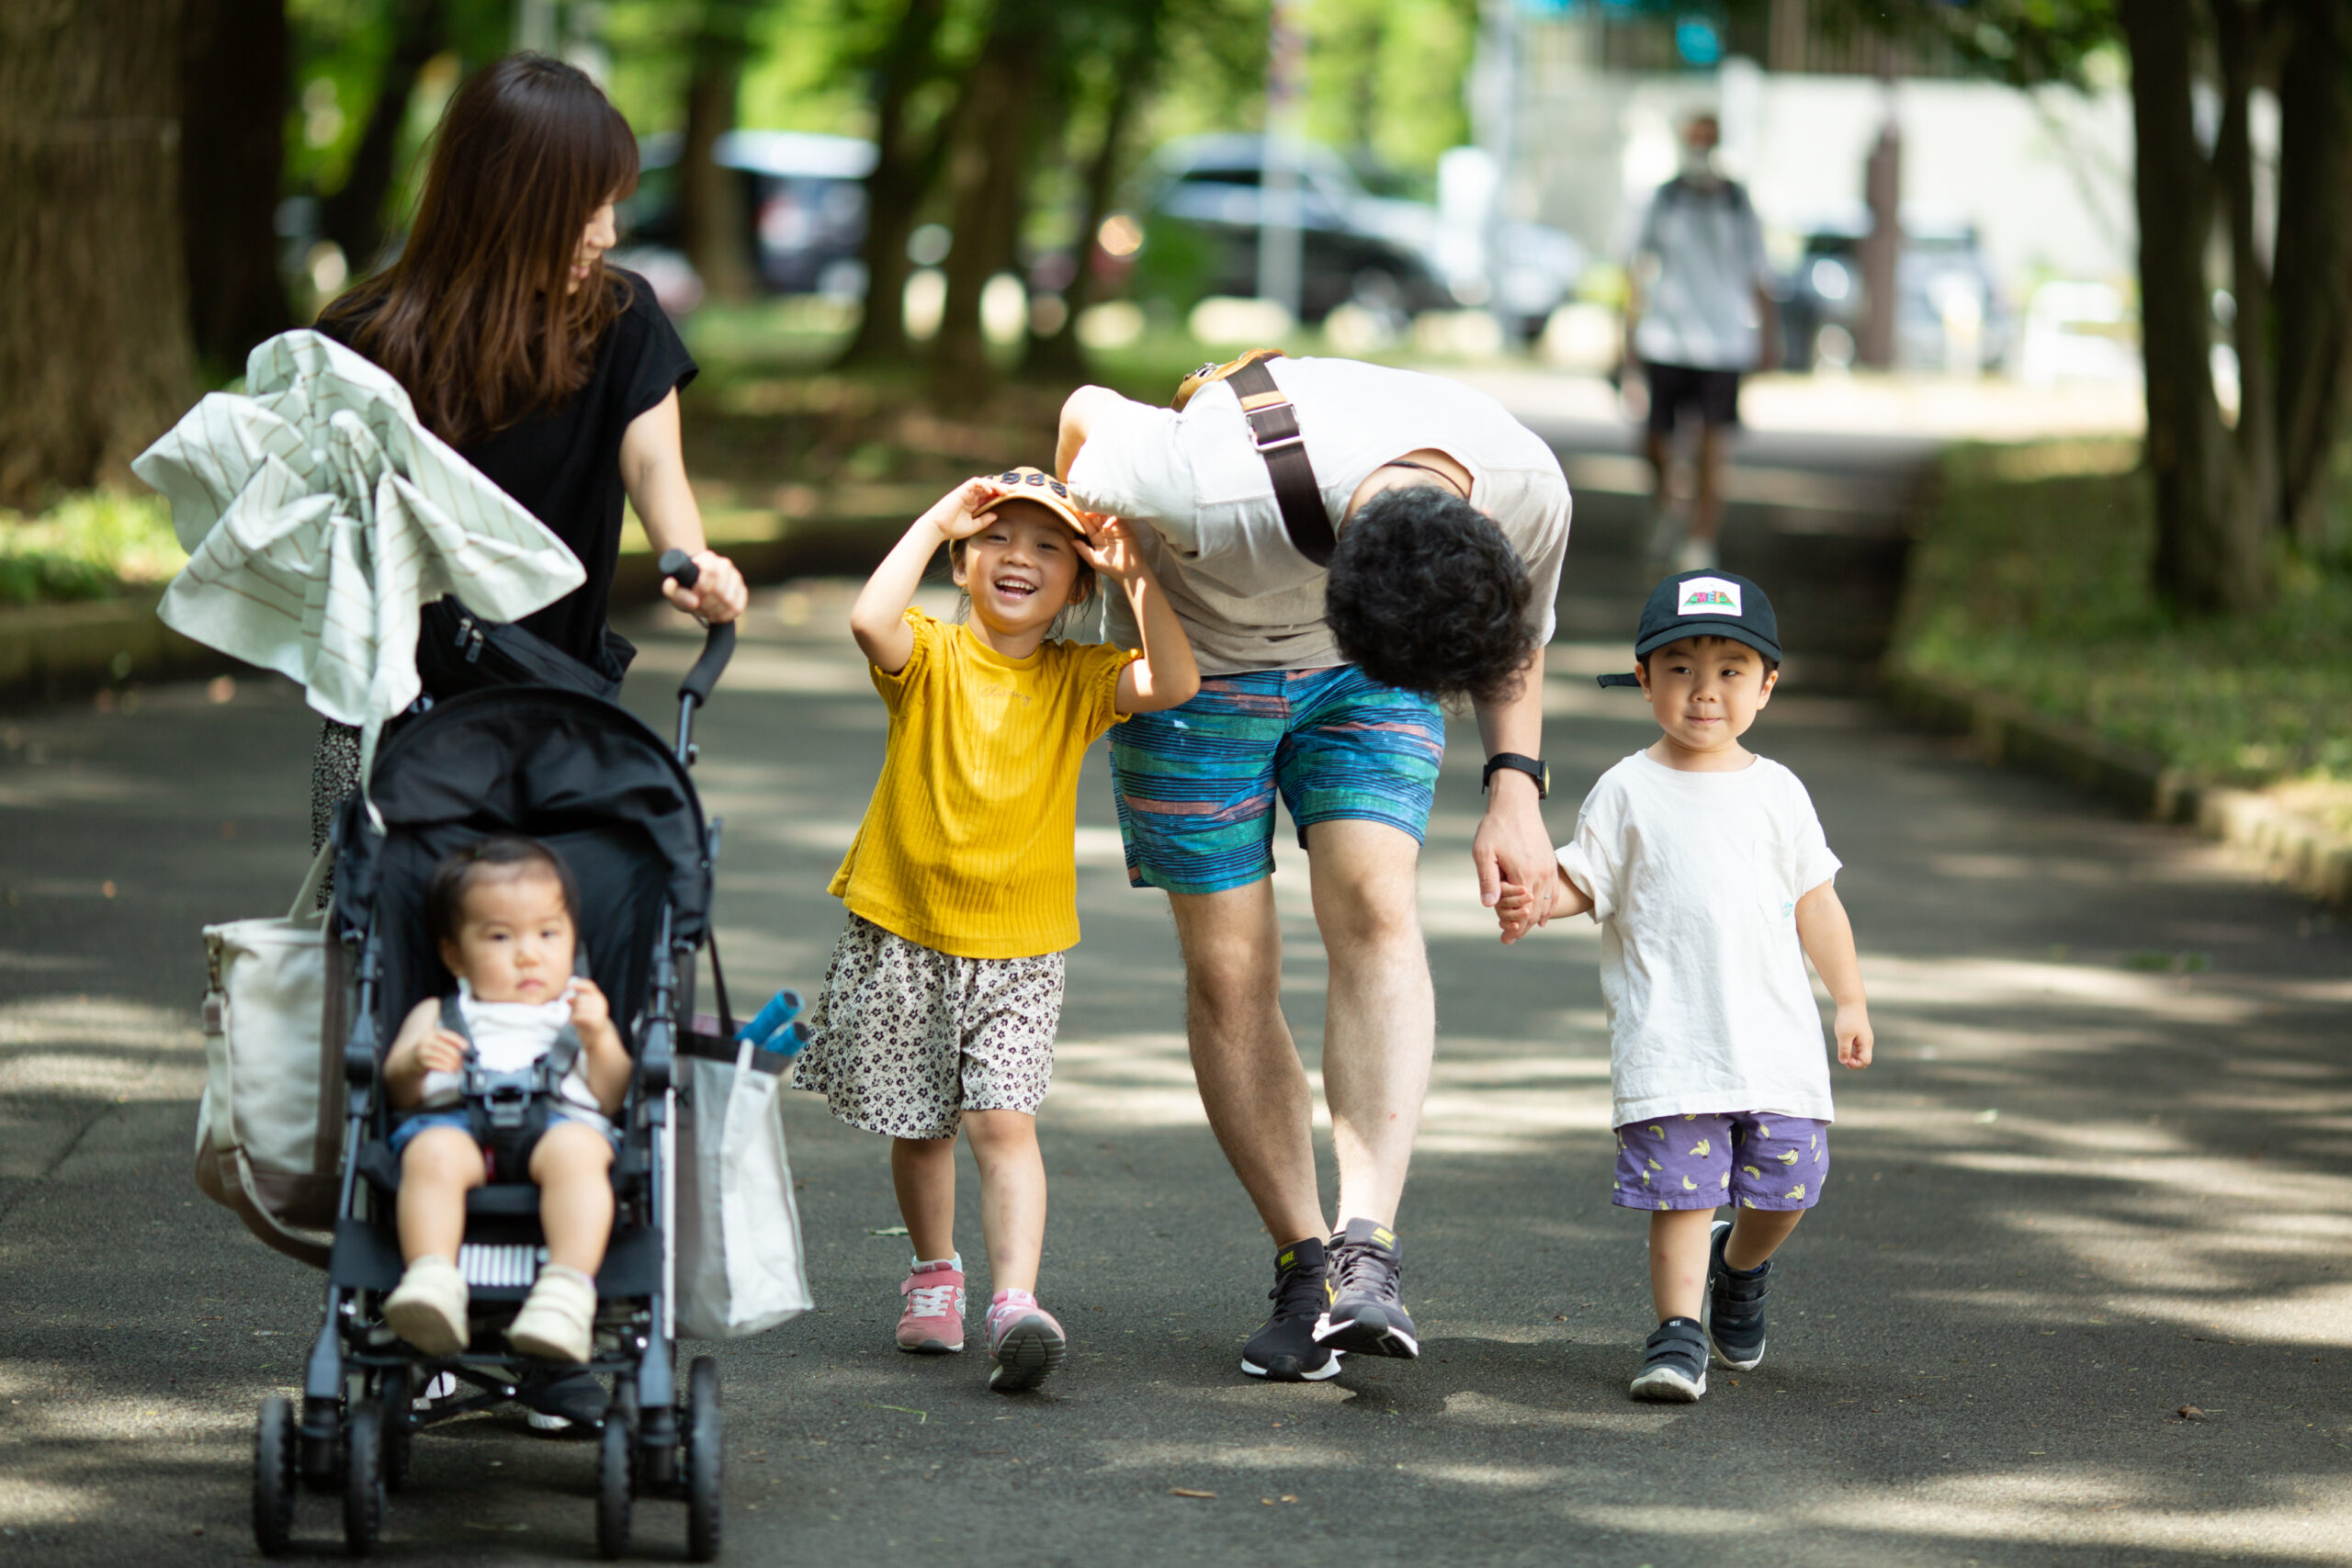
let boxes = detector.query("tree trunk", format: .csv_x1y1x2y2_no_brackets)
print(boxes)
2212,0,2281,554
2271,0,2352,550
929,23,1044,402
317,0,445,276
182,0,291,372
0,0,200,506
2121,0,2269,612
1024,0,1164,379
679,2,760,306
836,0,949,368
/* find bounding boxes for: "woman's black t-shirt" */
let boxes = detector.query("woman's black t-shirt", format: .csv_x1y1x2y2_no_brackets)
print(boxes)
317,267,695,667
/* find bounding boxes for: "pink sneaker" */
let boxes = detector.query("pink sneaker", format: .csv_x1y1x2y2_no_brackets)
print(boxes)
896,1261,966,1354
985,1290,1067,1392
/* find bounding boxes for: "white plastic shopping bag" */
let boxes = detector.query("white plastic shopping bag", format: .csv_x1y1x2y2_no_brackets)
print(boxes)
675,1037,812,1339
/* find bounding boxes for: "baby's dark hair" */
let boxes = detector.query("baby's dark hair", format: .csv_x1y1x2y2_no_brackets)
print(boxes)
947,497,1098,605
1636,634,1781,677
426,835,580,946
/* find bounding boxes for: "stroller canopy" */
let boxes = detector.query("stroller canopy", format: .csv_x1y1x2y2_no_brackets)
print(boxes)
333,688,713,1042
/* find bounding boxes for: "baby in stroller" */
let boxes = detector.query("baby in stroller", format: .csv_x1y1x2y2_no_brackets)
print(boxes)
379,836,630,1364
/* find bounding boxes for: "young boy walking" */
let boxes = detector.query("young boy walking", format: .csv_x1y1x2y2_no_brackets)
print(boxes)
1497,570,1872,1401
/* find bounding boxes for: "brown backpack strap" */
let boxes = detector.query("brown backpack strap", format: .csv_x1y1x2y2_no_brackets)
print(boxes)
1172,349,1335,567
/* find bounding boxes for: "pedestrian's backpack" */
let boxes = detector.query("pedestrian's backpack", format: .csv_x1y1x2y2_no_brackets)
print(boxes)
194,844,342,1266
673,979,813,1339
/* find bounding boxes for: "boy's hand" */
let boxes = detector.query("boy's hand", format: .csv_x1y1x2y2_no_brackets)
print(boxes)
1494,882,1541,945
1073,515,1148,586
1834,1003,1873,1068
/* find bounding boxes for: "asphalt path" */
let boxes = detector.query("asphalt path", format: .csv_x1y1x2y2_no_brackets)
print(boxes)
4,582,2349,1568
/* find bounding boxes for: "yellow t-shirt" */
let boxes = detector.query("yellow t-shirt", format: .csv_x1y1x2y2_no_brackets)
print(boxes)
830,609,1137,959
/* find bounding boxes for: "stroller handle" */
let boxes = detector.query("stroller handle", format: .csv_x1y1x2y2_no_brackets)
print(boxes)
659,549,737,712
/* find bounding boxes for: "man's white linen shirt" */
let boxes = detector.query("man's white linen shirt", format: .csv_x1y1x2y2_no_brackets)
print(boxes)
1555,750,1844,1127
1063,357,1571,675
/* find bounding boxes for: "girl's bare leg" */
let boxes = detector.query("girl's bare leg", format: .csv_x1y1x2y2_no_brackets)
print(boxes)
892,1134,959,1262
961,1111,1046,1294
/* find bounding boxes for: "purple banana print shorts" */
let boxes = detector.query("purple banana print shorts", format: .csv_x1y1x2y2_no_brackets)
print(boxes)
1611,1111,1830,1212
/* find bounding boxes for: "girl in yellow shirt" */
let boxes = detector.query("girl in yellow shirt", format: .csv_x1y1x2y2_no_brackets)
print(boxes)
794,468,1197,1392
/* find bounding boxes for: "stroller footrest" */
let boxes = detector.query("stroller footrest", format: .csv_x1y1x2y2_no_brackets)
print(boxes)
459,1242,544,1289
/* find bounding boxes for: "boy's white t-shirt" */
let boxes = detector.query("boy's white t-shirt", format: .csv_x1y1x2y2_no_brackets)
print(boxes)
1555,750,1843,1127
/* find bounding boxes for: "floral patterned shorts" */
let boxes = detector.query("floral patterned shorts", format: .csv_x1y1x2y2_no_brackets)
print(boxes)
791,915,1063,1140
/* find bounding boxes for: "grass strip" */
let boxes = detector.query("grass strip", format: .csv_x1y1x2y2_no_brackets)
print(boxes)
1890,440,2352,789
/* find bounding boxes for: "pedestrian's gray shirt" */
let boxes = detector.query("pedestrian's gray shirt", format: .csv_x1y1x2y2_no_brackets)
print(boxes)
1063,357,1572,677
1633,176,1771,372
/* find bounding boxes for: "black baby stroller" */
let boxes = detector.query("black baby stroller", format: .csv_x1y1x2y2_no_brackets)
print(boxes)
252,571,738,1560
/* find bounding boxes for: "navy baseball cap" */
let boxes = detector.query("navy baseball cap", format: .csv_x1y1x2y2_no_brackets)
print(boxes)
1595,570,1782,688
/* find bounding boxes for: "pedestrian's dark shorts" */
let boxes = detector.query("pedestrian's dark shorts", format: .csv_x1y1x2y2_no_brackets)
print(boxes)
1613,1111,1828,1212
1645,362,1742,434
1108,665,1444,896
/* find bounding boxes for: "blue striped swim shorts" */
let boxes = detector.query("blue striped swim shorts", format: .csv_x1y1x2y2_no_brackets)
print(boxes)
1108,665,1445,896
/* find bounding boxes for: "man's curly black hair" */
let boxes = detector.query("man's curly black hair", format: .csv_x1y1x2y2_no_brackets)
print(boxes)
1324,484,1537,706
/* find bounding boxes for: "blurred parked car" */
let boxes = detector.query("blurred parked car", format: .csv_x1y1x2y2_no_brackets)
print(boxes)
623,130,875,298
1774,209,2011,374
1128,134,1453,325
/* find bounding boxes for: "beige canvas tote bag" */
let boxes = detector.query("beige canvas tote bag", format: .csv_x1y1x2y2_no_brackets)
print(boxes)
193,845,342,1266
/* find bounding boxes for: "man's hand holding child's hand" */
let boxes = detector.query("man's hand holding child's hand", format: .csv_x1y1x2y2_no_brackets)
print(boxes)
1834,1004,1873,1068
1494,882,1542,945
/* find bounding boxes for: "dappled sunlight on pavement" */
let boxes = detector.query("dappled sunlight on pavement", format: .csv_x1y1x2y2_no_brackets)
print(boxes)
1,589,2346,1566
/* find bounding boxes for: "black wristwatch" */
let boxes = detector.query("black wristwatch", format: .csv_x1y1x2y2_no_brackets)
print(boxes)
1482,752,1550,799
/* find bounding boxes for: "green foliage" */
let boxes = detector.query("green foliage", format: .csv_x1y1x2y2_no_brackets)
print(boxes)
1893,443,2352,784
1299,0,1475,178
0,493,186,606
1809,0,2123,88
286,0,507,197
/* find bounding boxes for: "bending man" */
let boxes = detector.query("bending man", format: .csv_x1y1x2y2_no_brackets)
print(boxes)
1057,354,1570,1381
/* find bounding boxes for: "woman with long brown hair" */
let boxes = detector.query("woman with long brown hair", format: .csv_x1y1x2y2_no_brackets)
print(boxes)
310,51,748,849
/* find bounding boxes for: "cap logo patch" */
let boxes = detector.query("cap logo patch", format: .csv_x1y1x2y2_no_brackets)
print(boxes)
1678,577,1742,617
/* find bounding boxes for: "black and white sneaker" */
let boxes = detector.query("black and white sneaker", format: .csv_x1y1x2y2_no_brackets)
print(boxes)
1702,1219,1770,1371
1242,1237,1341,1382
1312,1218,1419,1359
1629,1317,1709,1402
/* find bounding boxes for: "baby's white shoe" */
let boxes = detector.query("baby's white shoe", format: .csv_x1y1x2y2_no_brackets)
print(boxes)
508,1264,597,1363
384,1255,469,1356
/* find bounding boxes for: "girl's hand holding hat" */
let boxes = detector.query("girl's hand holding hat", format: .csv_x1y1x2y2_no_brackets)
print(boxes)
1073,515,1148,586
915,476,1010,543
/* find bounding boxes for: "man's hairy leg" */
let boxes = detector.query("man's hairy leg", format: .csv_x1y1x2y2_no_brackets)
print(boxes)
1168,880,1329,1247
1306,819,1433,1231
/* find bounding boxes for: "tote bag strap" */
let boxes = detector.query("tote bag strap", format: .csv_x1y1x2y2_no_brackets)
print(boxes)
285,840,334,922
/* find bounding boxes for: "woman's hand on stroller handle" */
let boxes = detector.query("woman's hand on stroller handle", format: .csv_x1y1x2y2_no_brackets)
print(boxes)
658,547,747,626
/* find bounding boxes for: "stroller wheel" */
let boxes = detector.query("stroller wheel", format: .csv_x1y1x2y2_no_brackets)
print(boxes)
684,1357,722,1563
254,1395,298,1557
342,1403,385,1556
596,1380,638,1560
378,1368,413,1494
